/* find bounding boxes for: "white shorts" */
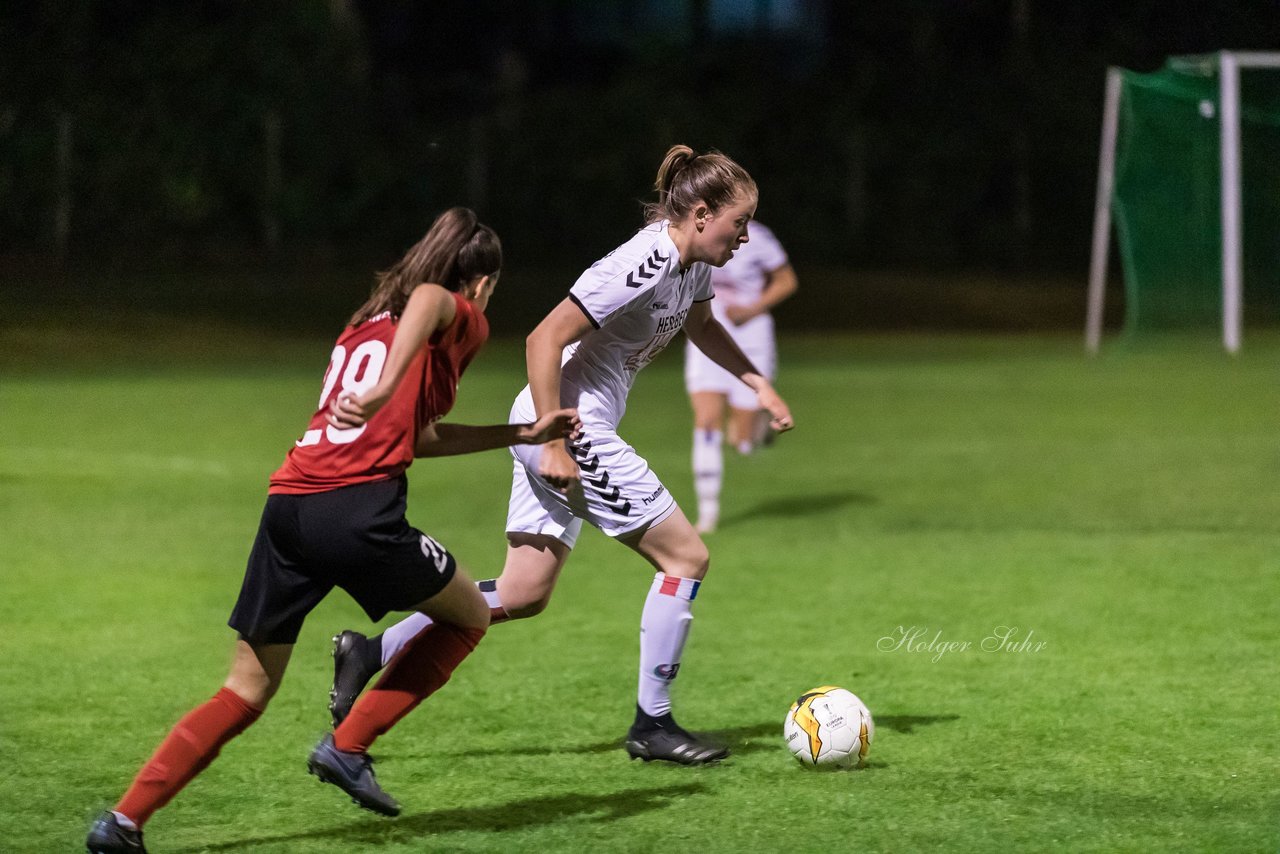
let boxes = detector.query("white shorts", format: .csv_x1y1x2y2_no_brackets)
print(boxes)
506,413,678,549
684,312,776,411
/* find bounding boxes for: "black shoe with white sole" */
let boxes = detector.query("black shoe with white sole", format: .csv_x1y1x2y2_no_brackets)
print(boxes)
625,709,729,766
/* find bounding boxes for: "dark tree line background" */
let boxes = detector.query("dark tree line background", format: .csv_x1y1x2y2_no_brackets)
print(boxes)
2,1,1278,326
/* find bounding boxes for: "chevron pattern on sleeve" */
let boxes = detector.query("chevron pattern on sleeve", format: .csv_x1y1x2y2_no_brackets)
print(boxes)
625,249,669,289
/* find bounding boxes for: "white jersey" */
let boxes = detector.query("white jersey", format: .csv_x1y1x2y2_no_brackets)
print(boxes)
709,221,788,309
514,221,714,429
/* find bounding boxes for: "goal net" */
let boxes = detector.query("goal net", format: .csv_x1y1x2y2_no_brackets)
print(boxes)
1087,53,1280,350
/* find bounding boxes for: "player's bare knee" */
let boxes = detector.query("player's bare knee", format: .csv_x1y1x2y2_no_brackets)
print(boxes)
691,533,711,570
223,674,276,709
502,590,552,619
694,414,721,433
457,601,491,631
665,544,709,581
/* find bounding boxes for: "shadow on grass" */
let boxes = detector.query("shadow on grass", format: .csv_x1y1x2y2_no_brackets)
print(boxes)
182,783,707,851
703,720,788,755
717,490,876,529
876,713,960,734
412,715,957,762
429,719,783,760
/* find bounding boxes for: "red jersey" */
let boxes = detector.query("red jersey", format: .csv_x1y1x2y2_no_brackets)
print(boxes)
269,292,488,494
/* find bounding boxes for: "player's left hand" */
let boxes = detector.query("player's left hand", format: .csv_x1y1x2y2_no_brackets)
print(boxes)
756,386,794,434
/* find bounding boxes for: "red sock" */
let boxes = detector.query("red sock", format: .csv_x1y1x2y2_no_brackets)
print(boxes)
115,687,263,827
333,623,485,753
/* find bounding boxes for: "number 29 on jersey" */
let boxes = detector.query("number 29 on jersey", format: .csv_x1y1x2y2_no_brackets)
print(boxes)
296,340,388,447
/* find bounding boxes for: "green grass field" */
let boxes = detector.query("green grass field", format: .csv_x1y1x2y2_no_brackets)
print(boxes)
2,319,1278,852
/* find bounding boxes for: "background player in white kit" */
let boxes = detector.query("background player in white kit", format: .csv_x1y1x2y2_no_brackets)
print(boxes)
328,145,794,765
685,220,798,533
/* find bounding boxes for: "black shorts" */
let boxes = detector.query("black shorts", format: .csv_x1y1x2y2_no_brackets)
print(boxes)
228,476,457,645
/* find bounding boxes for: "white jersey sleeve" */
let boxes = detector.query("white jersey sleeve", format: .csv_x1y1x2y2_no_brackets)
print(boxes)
691,264,715,303
569,223,672,329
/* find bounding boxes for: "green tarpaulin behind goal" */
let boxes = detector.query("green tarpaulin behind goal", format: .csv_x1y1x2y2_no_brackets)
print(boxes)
1113,56,1280,331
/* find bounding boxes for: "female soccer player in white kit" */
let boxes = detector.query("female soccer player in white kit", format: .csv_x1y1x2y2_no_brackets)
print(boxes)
328,145,794,765
685,220,797,533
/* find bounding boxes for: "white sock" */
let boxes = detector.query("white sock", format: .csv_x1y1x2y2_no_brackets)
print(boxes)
692,429,722,526
380,611,433,666
735,439,754,456
112,811,138,831
638,572,699,717
477,579,504,610
377,580,504,666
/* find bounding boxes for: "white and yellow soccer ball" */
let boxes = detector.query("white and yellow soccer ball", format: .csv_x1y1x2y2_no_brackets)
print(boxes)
784,686,874,769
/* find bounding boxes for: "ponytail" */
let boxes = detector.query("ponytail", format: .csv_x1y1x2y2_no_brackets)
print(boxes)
645,144,756,224
350,207,502,326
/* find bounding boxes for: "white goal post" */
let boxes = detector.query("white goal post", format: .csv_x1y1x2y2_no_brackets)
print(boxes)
1086,51,1280,354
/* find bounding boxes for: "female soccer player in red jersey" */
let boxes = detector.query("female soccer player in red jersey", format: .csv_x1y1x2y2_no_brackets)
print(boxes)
86,208,578,854
327,147,794,767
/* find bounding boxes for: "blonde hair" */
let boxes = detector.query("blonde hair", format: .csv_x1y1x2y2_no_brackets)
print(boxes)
350,207,502,326
644,145,757,224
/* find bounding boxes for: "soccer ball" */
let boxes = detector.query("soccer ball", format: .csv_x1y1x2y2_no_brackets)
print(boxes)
783,686,874,769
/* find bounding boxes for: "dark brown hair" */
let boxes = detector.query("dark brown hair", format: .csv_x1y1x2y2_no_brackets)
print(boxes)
350,207,502,326
644,145,757,224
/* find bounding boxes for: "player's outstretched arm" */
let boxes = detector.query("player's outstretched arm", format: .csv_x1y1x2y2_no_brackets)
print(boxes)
413,409,581,458
684,300,795,433
327,284,458,429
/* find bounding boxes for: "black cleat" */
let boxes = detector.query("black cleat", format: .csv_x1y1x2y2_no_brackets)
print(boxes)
307,734,401,816
86,811,146,853
625,721,730,766
329,630,380,727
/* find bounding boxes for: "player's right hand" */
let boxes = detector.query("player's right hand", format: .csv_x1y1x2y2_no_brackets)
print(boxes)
538,441,581,492
326,391,390,429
